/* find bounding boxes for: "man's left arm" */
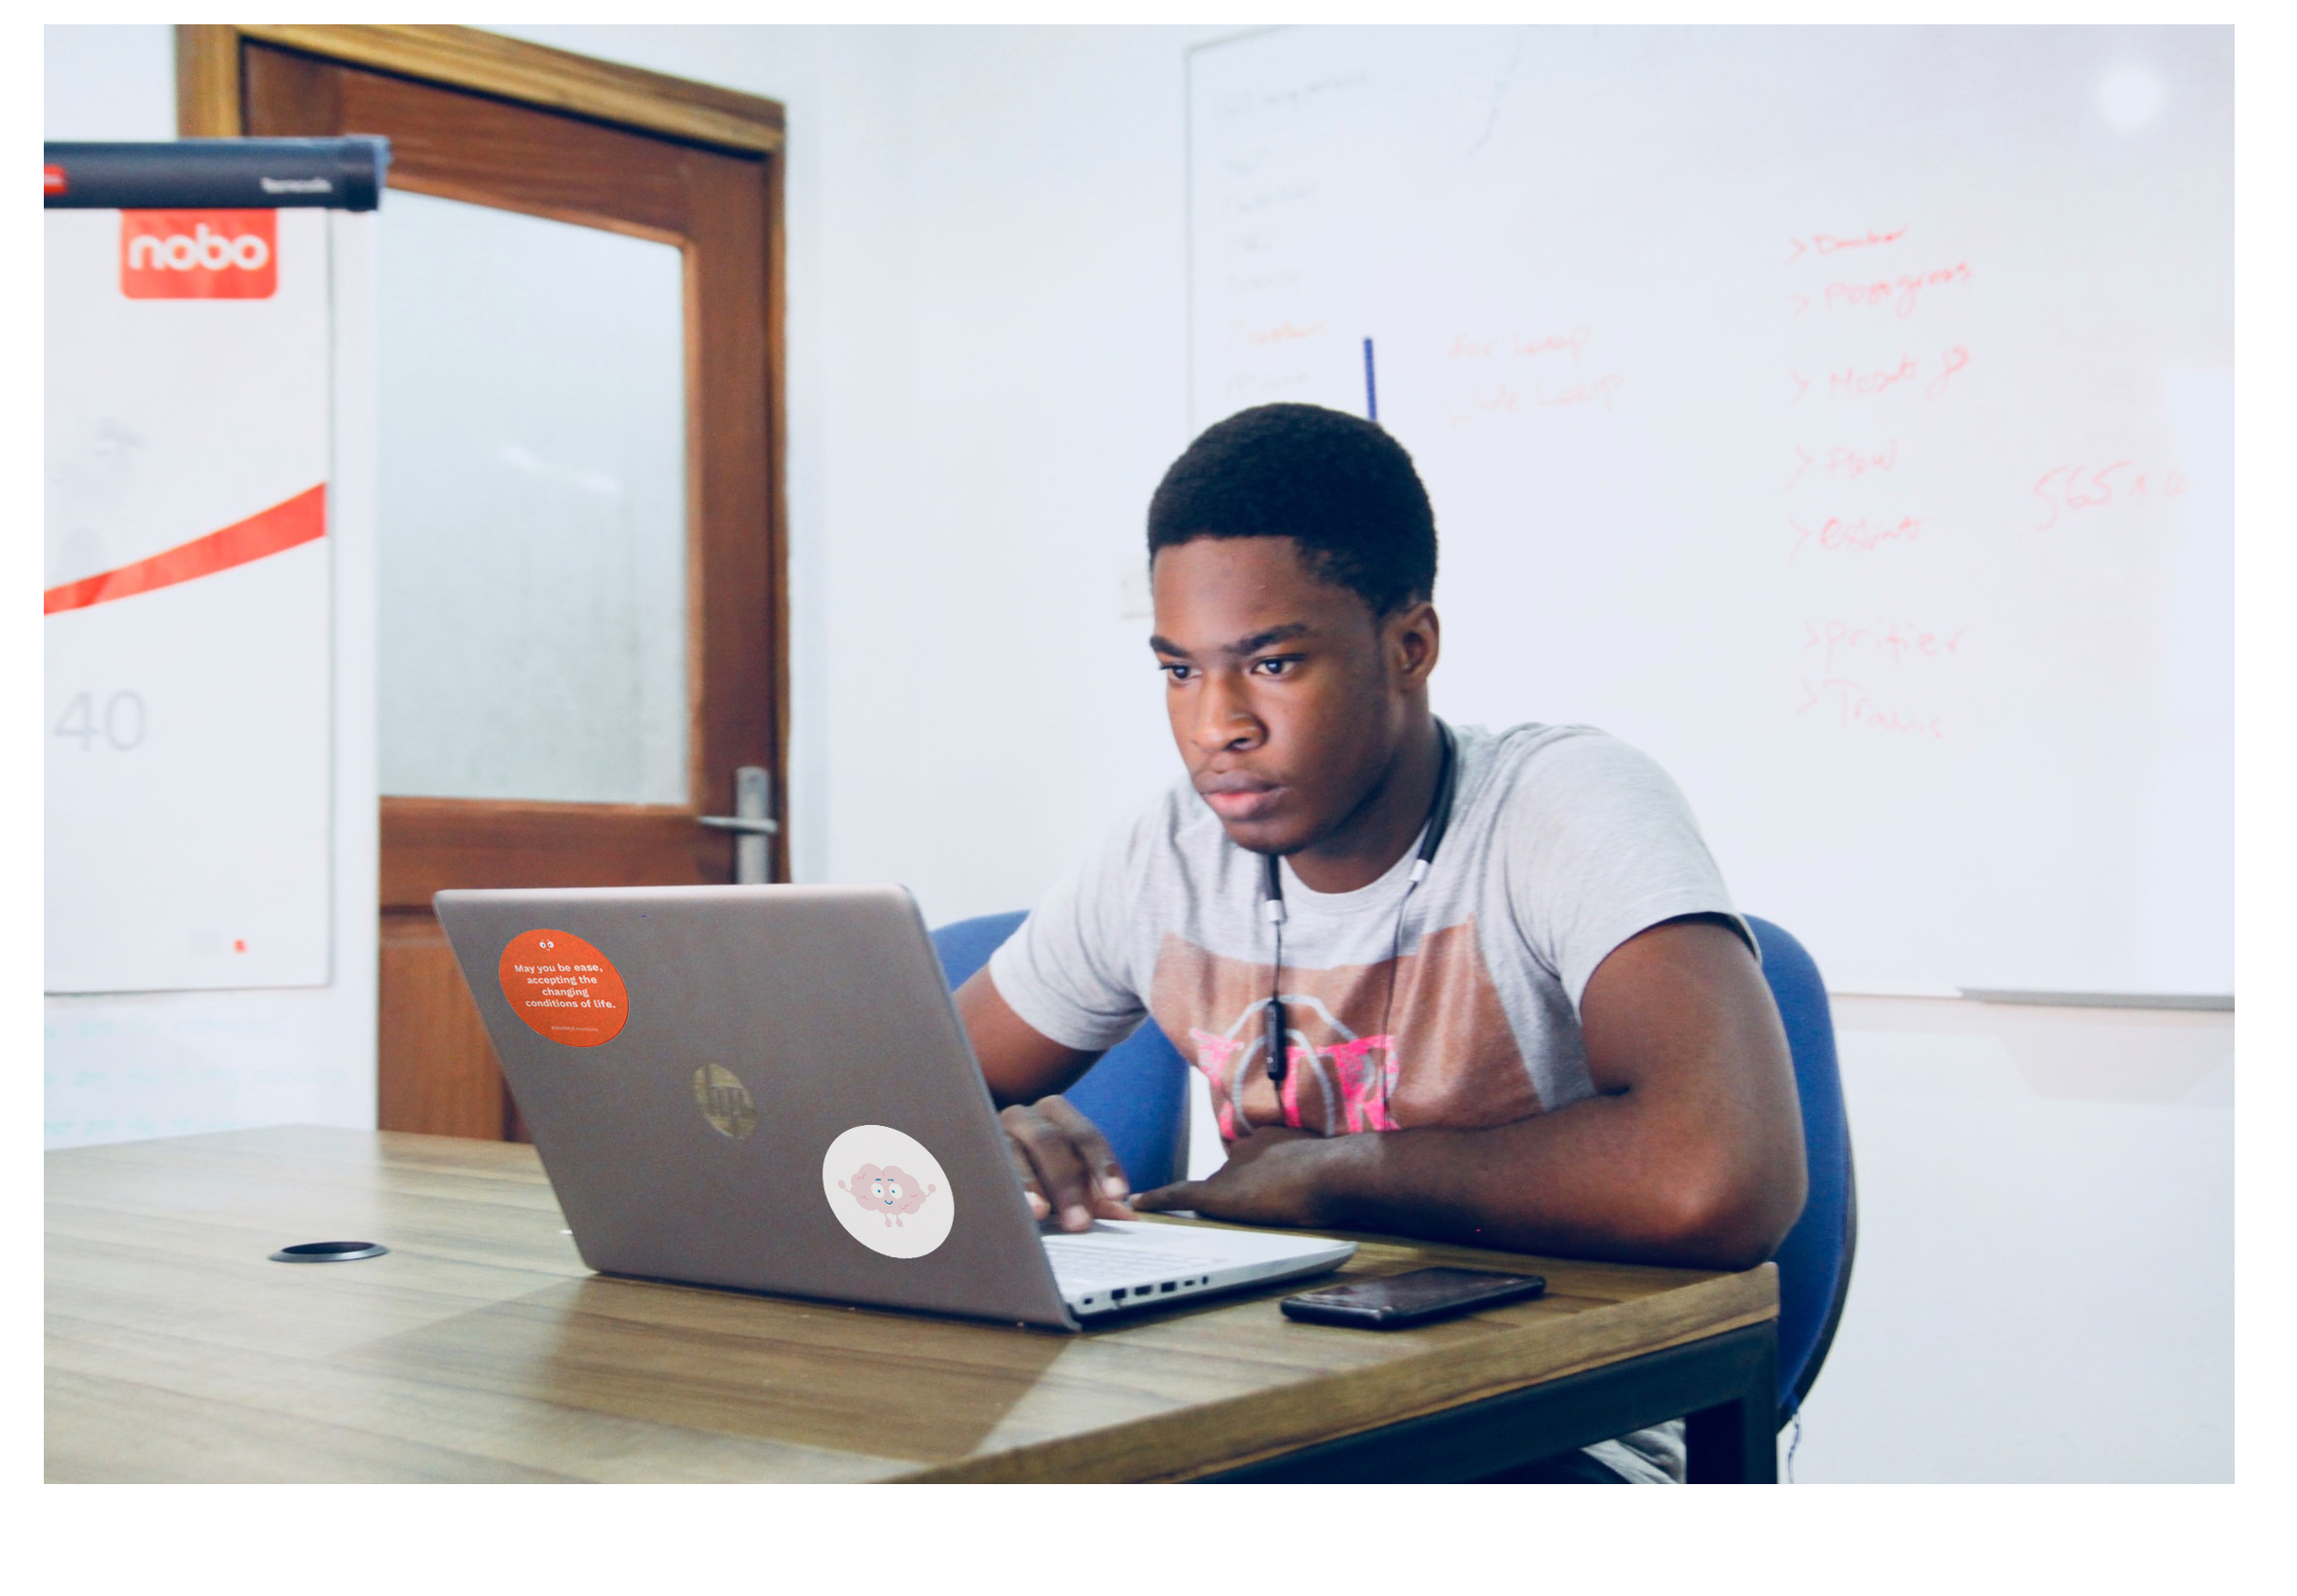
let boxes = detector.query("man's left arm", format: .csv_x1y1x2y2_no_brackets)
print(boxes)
1133,916,1808,1271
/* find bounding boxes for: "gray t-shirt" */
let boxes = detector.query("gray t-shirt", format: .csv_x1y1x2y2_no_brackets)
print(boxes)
991,721,1750,1140
989,721,1752,1486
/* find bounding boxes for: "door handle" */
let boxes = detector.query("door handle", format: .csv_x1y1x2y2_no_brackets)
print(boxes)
698,765,777,884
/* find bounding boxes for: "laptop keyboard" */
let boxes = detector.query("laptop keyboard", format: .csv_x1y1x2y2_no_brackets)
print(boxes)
1040,1235,1224,1293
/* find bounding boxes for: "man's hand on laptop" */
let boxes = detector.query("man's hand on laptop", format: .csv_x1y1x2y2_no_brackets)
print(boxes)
1000,1096,1136,1232
1131,1124,1328,1228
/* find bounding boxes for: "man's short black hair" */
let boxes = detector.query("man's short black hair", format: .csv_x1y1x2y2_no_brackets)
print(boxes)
1147,403,1438,618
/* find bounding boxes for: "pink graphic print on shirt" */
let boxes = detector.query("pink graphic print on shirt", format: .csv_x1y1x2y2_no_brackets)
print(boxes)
1186,1026,1399,1137
1151,922,1542,1142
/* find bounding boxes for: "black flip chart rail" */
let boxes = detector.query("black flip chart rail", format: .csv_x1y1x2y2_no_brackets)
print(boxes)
44,137,389,211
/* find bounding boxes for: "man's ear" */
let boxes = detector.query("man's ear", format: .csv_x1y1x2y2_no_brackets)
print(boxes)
1386,599,1440,688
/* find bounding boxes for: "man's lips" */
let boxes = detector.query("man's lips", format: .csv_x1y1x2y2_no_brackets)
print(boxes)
1196,772,1285,822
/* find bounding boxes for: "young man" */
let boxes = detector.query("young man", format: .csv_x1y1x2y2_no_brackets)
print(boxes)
953,403,1805,1480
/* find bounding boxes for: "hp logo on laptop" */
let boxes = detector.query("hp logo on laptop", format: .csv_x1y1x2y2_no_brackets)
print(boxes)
691,1064,758,1140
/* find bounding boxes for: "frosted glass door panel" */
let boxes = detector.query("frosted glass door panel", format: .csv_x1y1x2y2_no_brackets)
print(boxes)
378,192,686,805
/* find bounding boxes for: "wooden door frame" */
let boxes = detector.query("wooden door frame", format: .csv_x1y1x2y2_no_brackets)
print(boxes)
177,24,791,893
179,25,785,156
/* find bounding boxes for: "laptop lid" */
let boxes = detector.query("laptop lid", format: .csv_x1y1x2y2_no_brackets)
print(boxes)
434,884,1080,1330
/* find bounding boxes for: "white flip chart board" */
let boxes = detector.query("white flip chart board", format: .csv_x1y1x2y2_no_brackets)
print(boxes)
45,205,334,993
1188,26,2232,996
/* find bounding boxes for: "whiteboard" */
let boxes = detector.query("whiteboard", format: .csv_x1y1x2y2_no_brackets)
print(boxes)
45,206,334,993
1188,26,2232,995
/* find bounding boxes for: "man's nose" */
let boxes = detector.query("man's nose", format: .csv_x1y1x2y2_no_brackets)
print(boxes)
1189,671,1262,753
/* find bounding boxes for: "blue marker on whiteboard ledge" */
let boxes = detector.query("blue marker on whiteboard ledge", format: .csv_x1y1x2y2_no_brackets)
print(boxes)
1363,336,1379,422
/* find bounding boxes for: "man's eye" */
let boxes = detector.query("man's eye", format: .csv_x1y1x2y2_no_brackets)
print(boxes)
1253,657,1296,677
1161,663,1195,683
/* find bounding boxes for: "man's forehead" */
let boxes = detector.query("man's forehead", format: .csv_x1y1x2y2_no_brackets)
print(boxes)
1149,532,1323,587
1148,620,1315,657
1149,539,1370,643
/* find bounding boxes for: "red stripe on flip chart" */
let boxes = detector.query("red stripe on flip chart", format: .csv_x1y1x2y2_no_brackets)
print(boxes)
43,484,326,615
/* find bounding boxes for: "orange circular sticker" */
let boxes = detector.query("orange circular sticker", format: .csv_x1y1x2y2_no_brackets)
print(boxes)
497,929,630,1047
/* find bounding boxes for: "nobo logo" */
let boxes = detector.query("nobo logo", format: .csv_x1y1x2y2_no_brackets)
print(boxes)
120,209,277,300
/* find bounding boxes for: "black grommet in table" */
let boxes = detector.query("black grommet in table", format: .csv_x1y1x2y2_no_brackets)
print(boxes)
269,1241,389,1262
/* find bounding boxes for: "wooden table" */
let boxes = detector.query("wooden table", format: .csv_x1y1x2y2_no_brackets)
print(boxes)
46,1127,1778,1482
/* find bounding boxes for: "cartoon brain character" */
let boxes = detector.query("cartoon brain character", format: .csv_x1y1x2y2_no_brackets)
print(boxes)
838,1163,938,1227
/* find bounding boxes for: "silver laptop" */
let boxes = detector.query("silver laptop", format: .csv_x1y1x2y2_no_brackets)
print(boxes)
434,883,1353,1330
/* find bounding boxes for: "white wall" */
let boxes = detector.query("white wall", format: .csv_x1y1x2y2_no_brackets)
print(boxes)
1789,996,2232,1482
42,24,173,142
42,25,379,1146
41,22,2232,1481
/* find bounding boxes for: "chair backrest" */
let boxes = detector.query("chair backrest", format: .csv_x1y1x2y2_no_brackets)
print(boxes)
1744,915,1858,1426
930,909,1853,1421
929,912,1190,1190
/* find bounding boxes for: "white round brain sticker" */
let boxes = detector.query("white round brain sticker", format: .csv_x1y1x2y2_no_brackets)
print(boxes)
821,1124,955,1260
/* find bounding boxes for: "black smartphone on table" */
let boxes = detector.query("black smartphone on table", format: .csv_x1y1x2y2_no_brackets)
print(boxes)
1280,1266,1548,1329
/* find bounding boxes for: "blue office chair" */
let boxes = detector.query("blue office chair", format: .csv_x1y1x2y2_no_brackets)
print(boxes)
1743,915,1857,1426
930,912,1190,1189
930,909,1854,1425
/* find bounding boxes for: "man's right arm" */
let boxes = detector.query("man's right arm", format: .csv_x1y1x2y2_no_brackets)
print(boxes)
956,969,1136,1231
